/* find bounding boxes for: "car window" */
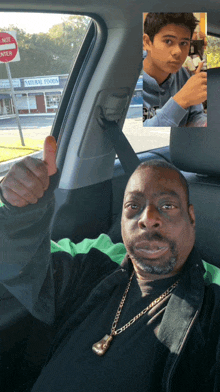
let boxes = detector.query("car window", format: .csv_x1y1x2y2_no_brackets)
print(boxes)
0,12,91,170
122,77,170,153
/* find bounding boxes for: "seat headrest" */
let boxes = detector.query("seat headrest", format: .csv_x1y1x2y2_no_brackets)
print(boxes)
170,67,220,176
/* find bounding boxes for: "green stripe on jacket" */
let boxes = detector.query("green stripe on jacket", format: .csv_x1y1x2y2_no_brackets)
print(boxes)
51,233,127,265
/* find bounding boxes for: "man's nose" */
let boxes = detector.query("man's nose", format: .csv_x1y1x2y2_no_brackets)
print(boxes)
138,205,161,229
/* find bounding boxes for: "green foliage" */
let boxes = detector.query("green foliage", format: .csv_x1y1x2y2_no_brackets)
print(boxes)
206,36,220,68
0,15,90,79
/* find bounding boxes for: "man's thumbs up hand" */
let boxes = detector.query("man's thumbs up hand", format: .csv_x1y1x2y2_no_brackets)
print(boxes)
0,136,57,207
43,136,57,176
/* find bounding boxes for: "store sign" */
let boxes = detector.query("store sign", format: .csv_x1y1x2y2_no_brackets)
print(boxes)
0,78,21,88
24,77,59,87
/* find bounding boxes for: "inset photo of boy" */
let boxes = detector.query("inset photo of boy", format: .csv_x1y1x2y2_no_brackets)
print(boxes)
143,13,207,127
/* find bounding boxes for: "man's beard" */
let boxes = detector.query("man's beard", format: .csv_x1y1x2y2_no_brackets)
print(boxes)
128,233,178,276
133,254,177,275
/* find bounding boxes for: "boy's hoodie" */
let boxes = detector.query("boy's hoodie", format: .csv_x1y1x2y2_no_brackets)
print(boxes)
143,67,207,127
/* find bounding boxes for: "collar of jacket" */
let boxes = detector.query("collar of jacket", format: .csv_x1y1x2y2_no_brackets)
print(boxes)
143,70,176,93
159,248,204,343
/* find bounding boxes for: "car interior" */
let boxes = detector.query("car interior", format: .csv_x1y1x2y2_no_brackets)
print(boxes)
0,4,220,392
0,0,219,273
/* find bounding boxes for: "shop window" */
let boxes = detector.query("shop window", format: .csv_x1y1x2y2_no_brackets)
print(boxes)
46,94,61,109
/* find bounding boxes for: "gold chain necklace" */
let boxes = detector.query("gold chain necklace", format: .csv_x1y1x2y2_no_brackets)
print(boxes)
92,270,179,356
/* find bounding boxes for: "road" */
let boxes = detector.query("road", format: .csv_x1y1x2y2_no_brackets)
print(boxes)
0,114,55,130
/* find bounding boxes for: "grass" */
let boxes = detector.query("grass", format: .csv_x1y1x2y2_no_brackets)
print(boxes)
0,138,44,163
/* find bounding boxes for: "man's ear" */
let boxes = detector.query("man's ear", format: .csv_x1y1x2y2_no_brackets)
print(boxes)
143,33,152,51
188,204,196,227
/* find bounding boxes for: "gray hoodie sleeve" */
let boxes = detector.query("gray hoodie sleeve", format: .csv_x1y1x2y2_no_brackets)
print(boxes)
143,97,188,127
143,67,207,127
0,172,59,326
143,97,207,127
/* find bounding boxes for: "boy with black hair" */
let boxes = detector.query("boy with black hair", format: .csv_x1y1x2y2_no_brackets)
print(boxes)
143,13,207,127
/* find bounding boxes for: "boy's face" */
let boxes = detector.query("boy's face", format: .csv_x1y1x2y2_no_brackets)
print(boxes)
143,24,191,82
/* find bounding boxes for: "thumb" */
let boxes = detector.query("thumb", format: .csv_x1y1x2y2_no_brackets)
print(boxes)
195,61,204,74
43,136,57,176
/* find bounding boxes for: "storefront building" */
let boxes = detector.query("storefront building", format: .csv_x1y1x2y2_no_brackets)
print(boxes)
0,74,68,115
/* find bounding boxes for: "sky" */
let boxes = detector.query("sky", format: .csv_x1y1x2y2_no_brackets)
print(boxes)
0,12,66,34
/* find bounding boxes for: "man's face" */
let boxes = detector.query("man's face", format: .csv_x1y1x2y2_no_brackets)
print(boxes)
121,167,196,280
143,24,191,83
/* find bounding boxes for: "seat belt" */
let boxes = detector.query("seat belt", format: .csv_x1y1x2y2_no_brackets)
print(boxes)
98,113,140,242
98,116,140,176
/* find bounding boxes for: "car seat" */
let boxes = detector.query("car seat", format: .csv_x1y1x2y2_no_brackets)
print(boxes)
170,67,220,267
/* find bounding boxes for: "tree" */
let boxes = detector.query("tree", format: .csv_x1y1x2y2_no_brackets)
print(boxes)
0,15,91,79
206,36,220,68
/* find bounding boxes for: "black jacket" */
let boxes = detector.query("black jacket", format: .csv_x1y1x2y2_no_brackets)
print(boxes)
1,175,220,391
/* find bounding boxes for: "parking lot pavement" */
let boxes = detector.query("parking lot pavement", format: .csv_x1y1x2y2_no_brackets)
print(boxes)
0,115,54,143
123,117,170,152
0,127,51,141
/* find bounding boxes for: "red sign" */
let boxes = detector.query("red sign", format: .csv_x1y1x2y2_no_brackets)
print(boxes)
0,32,18,63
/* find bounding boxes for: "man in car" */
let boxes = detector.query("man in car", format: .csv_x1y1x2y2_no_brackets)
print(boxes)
143,13,207,127
0,136,219,392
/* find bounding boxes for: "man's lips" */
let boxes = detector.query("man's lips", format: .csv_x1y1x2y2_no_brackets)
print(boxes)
134,247,169,259
134,240,169,259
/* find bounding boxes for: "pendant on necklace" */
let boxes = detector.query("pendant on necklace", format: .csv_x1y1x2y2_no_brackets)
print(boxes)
92,334,113,356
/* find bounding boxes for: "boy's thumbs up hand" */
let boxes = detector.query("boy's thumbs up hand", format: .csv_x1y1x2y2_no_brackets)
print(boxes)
173,61,207,109
195,61,205,74
0,136,57,207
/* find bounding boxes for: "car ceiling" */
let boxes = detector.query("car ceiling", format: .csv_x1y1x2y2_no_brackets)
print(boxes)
0,0,220,33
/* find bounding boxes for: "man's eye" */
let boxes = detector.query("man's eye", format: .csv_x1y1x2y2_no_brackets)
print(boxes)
128,204,138,210
125,203,139,211
165,39,172,45
161,204,175,210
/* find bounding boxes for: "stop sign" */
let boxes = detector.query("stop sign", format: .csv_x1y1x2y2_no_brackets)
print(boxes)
0,32,18,63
